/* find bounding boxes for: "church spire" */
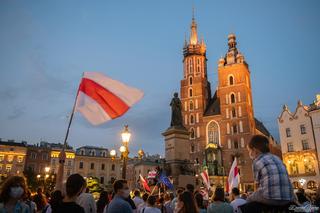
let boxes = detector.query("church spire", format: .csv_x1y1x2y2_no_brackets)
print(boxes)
190,7,198,45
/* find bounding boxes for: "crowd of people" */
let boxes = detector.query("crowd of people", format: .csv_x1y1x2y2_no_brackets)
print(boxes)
1,135,320,212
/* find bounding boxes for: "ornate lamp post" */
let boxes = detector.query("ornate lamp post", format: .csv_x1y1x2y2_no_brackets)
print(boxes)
110,149,116,161
120,125,131,179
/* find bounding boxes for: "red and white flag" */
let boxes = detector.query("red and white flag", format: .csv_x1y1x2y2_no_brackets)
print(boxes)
227,158,240,193
200,169,210,190
147,170,157,179
140,174,151,192
75,72,144,125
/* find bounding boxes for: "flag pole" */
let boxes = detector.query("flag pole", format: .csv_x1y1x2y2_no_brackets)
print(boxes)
55,76,82,191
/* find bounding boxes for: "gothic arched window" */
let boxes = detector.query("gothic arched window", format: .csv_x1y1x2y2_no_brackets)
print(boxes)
190,114,194,124
190,128,195,139
231,94,236,103
233,124,237,134
229,76,234,85
189,77,193,85
189,101,194,111
234,140,239,149
189,88,193,97
207,121,219,145
232,107,236,118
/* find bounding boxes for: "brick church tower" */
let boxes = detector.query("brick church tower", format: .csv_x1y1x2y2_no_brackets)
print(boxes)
216,34,256,186
180,15,211,163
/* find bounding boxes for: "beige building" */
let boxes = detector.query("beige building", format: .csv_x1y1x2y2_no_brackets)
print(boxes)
309,95,320,163
0,140,27,179
74,146,122,187
278,98,320,190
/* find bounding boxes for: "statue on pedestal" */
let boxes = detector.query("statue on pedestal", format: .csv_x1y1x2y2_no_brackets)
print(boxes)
170,92,183,127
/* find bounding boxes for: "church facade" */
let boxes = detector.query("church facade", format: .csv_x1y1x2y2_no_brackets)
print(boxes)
179,16,280,190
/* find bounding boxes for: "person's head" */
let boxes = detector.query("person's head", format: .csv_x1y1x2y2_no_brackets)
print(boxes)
0,176,27,203
65,174,85,198
25,189,32,200
240,193,247,200
176,188,184,196
164,192,171,201
247,135,270,160
142,193,149,202
147,195,157,206
50,190,63,205
231,187,240,200
186,184,195,193
37,187,43,195
177,191,198,213
113,179,130,198
194,193,204,209
134,189,140,197
213,187,225,202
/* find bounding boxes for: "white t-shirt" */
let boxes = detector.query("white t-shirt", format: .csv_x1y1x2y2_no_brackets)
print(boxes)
142,206,161,213
133,196,144,208
77,193,97,213
230,198,247,213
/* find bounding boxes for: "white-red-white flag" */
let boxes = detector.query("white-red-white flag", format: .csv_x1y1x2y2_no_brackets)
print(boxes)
75,72,144,125
200,169,210,190
227,158,240,193
140,174,151,192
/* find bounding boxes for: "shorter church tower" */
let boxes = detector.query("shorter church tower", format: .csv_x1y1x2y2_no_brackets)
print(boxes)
217,34,256,188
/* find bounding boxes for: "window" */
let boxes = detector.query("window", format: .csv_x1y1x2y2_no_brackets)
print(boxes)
234,140,239,149
190,115,194,124
90,163,94,170
17,156,23,163
229,76,234,85
302,140,309,150
300,125,306,134
304,157,315,173
100,177,104,184
101,152,106,157
239,121,243,133
189,77,193,85
241,137,245,148
67,160,71,166
227,123,230,134
0,155,4,162
189,101,194,111
6,165,12,172
67,170,71,176
190,128,195,139
228,139,231,149
101,163,105,170
207,121,219,145
288,160,299,175
191,144,195,153
42,153,48,160
189,88,193,97
232,107,236,118
111,164,115,171
287,143,294,152
91,150,95,156
233,124,237,134
286,128,291,137
52,159,56,165
7,155,13,162
79,162,83,169
231,94,235,103
80,150,85,155
238,106,242,117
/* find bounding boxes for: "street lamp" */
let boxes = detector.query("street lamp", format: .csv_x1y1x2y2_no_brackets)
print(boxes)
110,149,116,161
121,125,131,179
45,167,50,173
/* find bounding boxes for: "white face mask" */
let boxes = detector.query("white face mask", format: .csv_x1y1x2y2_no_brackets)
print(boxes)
10,186,24,199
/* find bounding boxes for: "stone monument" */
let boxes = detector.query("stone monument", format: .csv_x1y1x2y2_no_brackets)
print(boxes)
162,92,195,187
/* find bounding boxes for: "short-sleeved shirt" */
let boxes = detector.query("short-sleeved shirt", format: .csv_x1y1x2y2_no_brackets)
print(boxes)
253,153,294,201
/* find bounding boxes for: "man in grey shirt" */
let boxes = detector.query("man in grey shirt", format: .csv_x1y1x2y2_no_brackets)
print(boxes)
107,180,132,213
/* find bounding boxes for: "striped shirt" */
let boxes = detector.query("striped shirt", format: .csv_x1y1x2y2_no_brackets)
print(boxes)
253,153,294,201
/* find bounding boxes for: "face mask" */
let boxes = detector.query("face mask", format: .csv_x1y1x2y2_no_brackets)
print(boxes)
10,186,24,199
122,189,130,198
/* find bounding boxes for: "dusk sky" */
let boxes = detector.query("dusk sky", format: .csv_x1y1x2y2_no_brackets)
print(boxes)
0,0,319,156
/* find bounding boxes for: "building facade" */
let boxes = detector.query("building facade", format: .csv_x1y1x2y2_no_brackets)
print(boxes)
179,15,279,190
278,97,320,190
0,140,27,179
25,142,51,174
73,146,122,187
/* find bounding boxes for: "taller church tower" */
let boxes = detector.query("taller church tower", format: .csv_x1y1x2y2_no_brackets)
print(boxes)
180,15,211,163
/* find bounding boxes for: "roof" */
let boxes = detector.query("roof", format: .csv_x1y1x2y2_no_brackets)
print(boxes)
204,91,221,116
255,118,270,136
0,141,27,147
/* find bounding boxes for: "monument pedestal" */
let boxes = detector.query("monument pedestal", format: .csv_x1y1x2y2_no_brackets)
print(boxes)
162,126,194,187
